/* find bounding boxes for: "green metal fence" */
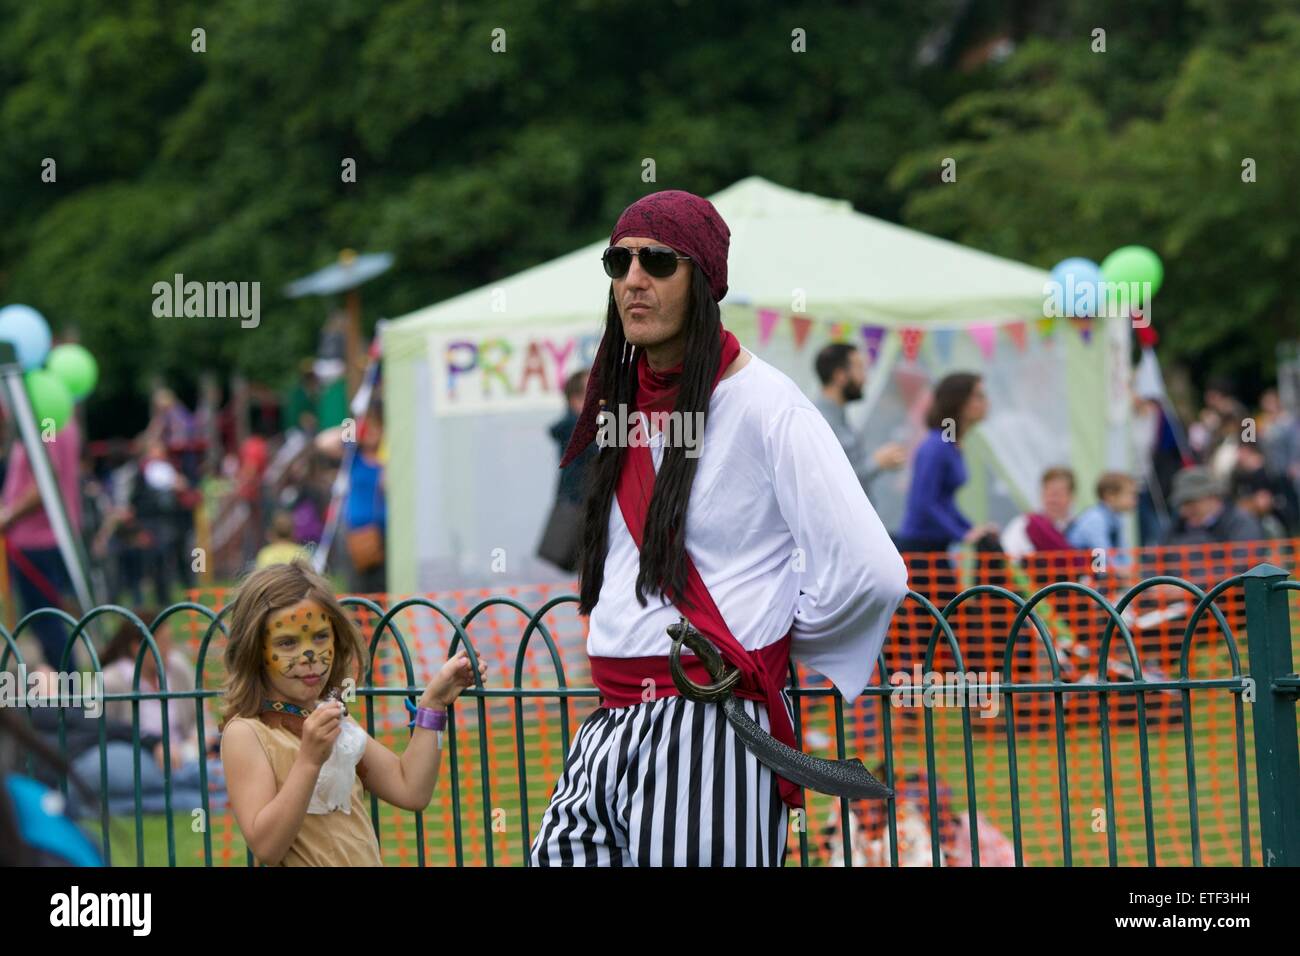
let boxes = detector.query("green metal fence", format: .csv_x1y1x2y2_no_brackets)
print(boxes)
2,560,1297,866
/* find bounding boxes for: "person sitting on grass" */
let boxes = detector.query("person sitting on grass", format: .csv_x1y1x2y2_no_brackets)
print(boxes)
219,561,484,866
1000,466,1078,559
66,610,226,817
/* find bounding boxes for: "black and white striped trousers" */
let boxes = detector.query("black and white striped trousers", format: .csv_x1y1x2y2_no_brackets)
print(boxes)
529,694,791,866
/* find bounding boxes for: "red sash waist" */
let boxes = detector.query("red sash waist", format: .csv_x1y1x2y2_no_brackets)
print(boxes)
588,632,804,810
590,632,792,708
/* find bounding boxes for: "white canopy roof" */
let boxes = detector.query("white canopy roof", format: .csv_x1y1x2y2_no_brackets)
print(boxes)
385,175,1049,356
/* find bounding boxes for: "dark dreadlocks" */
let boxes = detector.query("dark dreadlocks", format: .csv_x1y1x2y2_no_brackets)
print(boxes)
577,266,723,614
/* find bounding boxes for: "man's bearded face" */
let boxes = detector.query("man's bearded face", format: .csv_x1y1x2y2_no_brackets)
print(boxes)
842,351,867,402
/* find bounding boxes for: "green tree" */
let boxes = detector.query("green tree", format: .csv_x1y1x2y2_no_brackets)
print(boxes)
891,1,1300,393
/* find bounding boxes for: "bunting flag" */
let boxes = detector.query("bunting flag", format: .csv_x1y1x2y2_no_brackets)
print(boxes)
1006,320,1028,352
899,327,925,362
968,323,997,360
861,325,885,364
790,314,814,350
751,309,1064,357
1072,316,1093,343
933,328,955,363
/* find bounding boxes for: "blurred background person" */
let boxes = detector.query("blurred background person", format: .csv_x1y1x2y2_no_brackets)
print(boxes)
126,439,191,605
1163,466,1264,546
538,369,591,573
895,372,998,554
894,372,998,671
0,415,83,668
255,510,305,568
276,452,327,548
812,343,906,498
1231,469,1288,540
146,386,200,484
317,402,386,593
70,611,223,816
1230,442,1298,533
1001,466,1077,559
1068,471,1138,563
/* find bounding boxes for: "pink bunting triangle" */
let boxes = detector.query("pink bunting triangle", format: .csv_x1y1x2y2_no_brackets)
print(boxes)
968,323,997,360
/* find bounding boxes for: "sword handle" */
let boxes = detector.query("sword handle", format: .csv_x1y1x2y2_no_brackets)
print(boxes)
667,618,741,702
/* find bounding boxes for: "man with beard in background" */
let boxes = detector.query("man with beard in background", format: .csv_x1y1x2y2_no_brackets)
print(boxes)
813,343,907,497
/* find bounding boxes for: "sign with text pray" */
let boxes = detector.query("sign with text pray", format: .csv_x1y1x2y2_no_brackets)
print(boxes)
428,323,601,416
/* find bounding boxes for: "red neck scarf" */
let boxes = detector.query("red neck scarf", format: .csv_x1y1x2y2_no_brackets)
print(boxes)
635,329,740,414
603,328,804,809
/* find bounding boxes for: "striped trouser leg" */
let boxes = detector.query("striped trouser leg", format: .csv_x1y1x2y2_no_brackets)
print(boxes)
529,694,790,867
528,707,632,866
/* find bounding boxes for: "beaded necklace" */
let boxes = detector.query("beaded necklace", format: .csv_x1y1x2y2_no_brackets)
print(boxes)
261,698,311,718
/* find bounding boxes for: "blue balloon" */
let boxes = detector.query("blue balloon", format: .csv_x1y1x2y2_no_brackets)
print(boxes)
1046,258,1102,318
0,304,53,370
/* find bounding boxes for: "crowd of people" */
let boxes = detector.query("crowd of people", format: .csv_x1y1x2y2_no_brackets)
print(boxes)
0,378,388,668
814,348,1297,564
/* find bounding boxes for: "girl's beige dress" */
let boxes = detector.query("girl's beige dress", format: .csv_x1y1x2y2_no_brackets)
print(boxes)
226,715,382,866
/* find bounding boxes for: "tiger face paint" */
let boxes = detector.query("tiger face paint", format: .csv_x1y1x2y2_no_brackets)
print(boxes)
262,598,335,699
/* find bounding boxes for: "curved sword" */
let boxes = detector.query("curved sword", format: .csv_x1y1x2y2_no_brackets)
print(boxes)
667,618,892,801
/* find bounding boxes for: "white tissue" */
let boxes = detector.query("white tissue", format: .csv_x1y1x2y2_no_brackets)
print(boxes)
307,716,368,814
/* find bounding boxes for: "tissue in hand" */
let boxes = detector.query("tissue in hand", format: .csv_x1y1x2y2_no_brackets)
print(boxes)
308,717,368,814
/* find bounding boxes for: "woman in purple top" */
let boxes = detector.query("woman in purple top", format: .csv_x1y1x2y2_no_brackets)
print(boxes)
894,373,1000,671
897,372,996,551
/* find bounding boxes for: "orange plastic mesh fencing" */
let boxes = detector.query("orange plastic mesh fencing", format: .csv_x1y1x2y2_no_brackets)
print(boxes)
168,538,1296,867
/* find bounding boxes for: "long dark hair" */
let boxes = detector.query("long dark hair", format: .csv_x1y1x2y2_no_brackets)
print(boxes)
577,266,722,614
926,372,982,441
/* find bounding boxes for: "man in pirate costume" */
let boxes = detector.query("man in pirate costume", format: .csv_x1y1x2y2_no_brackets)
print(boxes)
529,189,909,867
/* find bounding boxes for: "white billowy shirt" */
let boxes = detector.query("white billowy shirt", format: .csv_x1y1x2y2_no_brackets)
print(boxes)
587,350,910,702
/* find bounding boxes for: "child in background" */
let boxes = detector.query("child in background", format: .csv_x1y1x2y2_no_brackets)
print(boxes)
255,511,304,569
219,562,484,865
1067,472,1138,566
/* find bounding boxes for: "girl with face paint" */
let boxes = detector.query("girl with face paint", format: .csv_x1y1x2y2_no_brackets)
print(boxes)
218,562,486,866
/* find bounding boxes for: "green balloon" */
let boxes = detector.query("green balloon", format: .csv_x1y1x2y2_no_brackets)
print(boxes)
25,369,73,432
1100,245,1164,298
46,343,99,400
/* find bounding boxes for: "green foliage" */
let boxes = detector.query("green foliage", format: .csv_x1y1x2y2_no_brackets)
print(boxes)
1,0,1295,433
893,2,1300,390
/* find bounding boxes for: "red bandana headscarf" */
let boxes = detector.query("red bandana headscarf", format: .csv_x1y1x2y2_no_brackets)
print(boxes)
560,189,731,469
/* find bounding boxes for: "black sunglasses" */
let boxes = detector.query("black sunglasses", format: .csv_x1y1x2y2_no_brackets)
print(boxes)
601,245,691,280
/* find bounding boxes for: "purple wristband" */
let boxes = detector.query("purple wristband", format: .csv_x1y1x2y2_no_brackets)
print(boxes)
415,706,447,732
